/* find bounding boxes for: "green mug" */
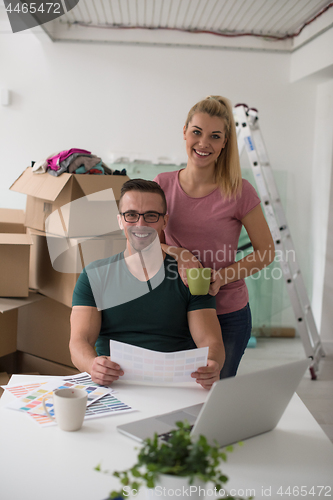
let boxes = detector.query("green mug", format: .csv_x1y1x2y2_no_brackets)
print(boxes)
186,268,211,295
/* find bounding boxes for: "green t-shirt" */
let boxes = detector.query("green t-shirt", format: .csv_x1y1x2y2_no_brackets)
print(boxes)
72,253,216,356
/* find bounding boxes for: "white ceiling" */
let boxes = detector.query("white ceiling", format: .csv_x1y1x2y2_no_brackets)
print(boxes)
61,0,331,38
1,0,333,51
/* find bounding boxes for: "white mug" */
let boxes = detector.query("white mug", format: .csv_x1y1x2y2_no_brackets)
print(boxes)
42,388,88,431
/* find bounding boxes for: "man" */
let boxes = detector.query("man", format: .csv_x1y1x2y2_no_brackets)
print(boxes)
70,179,224,390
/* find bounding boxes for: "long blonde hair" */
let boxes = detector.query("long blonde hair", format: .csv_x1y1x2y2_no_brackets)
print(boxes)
184,95,242,198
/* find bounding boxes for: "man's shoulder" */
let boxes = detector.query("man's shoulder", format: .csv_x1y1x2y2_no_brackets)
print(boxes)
162,254,184,288
164,253,178,268
85,251,124,272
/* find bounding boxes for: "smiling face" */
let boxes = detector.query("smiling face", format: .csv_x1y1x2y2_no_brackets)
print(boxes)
117,190,168,253
183,112,227,170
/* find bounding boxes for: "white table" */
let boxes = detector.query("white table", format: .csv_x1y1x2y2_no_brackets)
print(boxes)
0,375,332,500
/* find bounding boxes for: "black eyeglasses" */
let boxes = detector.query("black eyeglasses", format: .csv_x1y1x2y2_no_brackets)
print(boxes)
120,211,166,223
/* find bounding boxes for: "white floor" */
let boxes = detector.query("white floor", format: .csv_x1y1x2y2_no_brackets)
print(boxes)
238,337,333,443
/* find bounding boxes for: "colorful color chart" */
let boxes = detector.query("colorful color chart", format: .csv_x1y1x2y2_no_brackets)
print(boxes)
3,382,47,398
62,372,103,386
84,393,134,419
110,340,209,384
3,373,135,427
7,378,111,414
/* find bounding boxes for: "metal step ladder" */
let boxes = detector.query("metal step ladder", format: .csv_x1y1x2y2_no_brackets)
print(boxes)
233,104,325,379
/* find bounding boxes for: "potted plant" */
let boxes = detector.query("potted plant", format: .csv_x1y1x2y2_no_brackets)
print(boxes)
96,420,253,500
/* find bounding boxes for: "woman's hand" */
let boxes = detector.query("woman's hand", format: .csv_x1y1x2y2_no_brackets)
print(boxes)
209,269,223,296
161,245,202,286
177,249,203,286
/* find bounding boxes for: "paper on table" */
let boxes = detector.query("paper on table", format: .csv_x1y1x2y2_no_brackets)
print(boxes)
1,381,48,395
5,376,112,416
29,391,135,427
2,373,135,427
110,340,209,385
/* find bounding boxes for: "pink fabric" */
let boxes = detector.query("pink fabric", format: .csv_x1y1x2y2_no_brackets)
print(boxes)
47,149,91,171
154,170,261,314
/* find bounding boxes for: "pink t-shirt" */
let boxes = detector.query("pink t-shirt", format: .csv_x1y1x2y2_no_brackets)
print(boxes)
154,170,261,314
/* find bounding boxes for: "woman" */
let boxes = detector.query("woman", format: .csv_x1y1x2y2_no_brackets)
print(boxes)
154,95,274,378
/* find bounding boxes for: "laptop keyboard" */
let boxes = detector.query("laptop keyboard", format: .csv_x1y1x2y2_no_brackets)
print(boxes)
159,425,194,442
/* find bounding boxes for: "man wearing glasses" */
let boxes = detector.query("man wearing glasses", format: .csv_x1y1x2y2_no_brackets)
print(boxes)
70,179,224,390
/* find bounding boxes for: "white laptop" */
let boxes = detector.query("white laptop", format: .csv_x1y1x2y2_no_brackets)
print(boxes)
117,358,309,446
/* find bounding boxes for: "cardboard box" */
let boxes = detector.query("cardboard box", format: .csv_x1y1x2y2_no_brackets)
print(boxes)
0,372,10,386
28,228,77,306
17,352,79,376
0,233,33,297
17,296,75,367
0,309,17,357
0,293,45,358
0,353,17,375
28,228,126,307
0,208,25,233
10,167,129,236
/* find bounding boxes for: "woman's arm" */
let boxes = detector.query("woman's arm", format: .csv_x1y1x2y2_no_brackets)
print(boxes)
209,205,275,295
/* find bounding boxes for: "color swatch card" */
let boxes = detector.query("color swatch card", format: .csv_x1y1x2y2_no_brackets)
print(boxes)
84,393,135,420
6,378,112,417
110,340,209,384
1,381,48,398
3,373,135,427
62,372,105,386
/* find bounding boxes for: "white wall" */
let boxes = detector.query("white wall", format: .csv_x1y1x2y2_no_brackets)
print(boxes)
289,20,333,342
310,80,333,334
321,140,333,342
0,16,324,333
291,25,333,83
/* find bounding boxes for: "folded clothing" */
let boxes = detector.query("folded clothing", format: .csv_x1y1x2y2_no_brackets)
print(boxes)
47,148,91,171
32,149,114,176
68,155,101,173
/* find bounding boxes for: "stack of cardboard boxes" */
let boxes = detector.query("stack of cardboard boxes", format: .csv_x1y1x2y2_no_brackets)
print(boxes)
0,167,128,377
0,208,32,376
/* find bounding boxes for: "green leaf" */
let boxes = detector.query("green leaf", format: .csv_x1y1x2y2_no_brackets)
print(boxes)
146,477,155,488
131,468,141,478
109,491,124,499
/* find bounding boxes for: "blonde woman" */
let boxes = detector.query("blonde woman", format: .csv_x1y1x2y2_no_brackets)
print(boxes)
155,96,274,378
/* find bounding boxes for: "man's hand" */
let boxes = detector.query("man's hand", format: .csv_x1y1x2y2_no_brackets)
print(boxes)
90,356,124,386
191,359,220,390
